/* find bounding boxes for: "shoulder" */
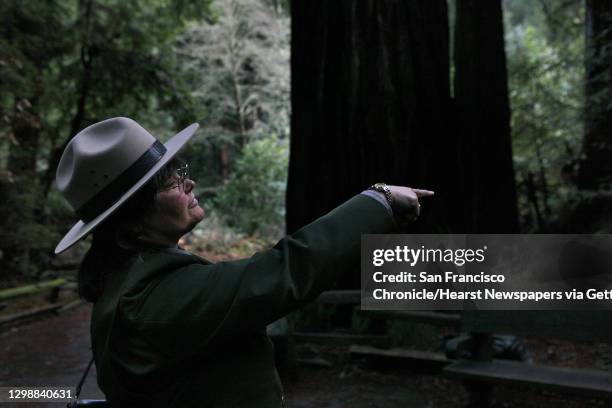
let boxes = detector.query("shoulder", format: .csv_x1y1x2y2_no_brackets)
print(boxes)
119,248,208,300
136,247,209,270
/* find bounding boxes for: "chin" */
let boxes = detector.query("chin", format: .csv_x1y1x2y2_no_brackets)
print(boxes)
192,206,205,222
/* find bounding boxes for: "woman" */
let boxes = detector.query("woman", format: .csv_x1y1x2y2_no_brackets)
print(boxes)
55,117,433,407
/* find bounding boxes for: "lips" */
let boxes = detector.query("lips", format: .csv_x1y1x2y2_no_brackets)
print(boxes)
188,197,199,209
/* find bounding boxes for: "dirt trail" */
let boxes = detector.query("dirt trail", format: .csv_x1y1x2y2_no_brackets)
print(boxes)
0,304,103,407
0,304,431,408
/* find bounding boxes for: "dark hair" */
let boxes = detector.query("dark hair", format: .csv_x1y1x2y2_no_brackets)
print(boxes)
78,158,183,302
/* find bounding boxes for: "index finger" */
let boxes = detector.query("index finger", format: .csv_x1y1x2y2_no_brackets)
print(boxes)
413,189,435,197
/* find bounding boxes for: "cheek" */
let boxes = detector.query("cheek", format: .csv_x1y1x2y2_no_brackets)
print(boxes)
154,192,188,220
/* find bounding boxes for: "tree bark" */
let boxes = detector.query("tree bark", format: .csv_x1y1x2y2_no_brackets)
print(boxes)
40,0,94,199
7,102,40,178
2,97,42,277
220,144,231,182
453,0,519,233
577,0,612,189
288,0,457,236
561,0,612,232
288,0,519,289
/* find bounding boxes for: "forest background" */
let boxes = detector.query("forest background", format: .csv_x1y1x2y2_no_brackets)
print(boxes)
0,0,609,288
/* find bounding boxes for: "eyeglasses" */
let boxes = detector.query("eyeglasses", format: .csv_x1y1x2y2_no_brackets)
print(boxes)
160,163,190,192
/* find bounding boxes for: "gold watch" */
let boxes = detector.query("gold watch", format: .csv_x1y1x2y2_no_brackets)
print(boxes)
369,183,392,206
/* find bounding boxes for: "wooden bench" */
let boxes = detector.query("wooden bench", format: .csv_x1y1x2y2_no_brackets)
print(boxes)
0,278,66,302
349,309,461,372
314,290,361,304
290,290,392,347
364,309,461,329
0,279,72,327
314,290,462,330
443,311,612,405
296,292,461,371
350,344,451,374
293,332,391,347
310,292,612,404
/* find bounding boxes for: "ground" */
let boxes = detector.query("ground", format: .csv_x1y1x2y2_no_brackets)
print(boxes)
1,303,611,408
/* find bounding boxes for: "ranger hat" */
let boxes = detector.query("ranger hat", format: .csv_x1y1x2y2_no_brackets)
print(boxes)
55,117,198,254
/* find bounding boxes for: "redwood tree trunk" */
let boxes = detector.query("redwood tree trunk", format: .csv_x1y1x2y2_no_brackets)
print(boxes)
288,0,457,235
453,0,519,233
577,0,612,189
288,0,519,289
562,0,612,232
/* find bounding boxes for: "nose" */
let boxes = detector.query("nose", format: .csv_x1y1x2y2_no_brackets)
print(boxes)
184,178,196,193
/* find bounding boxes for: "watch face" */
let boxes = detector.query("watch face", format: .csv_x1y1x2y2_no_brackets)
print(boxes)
370,183,391,205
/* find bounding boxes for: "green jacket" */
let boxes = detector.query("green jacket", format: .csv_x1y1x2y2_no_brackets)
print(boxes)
91,195,394,407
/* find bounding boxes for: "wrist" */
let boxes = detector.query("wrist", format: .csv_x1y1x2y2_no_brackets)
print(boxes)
368,183,393,207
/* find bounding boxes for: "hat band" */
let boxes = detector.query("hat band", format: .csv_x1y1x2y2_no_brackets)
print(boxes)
75,141,167,222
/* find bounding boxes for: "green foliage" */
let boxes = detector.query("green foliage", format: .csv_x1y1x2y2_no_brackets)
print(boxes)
0,0,213,279
0,0,289,281
504,0,584,231
175,0,290,186
212,133,288,238
189,211,270,258
174,0,290,245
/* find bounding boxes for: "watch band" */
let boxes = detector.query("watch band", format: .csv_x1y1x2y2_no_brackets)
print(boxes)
369,183,392,207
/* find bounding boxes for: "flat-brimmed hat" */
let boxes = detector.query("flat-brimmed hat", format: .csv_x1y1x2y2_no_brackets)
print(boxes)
54,117,199,254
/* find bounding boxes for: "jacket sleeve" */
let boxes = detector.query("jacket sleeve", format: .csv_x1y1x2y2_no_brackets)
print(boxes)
121,194,394,356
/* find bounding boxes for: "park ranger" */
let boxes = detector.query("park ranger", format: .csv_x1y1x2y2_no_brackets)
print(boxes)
55,117,432,407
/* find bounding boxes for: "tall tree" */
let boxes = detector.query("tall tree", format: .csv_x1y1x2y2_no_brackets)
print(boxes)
287,0,519,244
288,0,459,238
0,1,70,278
454,0,519,232
566,0,612,232
504,1,584,232
577,0,612,190
0,0,211,279
177,0,289,183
